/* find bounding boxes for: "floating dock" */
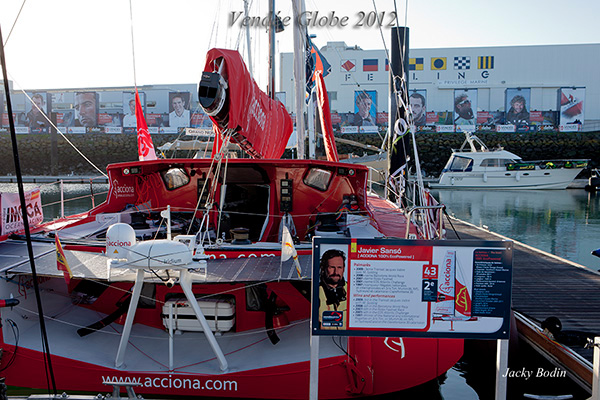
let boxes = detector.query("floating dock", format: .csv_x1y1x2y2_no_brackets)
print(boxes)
447,217,599,392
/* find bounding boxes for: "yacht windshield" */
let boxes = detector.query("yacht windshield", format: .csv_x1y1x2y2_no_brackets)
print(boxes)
448,156,473,172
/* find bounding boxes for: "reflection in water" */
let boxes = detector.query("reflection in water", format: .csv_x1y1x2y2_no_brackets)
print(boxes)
431,189,600,271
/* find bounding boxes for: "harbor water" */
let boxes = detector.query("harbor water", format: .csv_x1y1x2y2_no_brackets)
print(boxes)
0,182,595,398
431,188,600,272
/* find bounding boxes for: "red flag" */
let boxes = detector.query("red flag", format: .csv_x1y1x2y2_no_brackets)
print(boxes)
315,70,339,162
55,234,72,285
135,88,157,161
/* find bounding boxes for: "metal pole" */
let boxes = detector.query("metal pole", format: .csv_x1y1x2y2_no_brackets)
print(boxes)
592,337,600,400
60,180,65,218
0,23,57,394
90,178,95,209
309,334,320,400
268,0,275,98
308,94,315,158
292,0,306,159
243,0,253,79
495,338,509,400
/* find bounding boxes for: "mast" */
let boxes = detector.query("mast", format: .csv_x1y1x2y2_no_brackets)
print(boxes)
292,0,306,159
243,0,253,79
388,26,410,202
268,0,276,98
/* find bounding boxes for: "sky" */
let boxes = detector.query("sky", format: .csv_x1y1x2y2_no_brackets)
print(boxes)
0,0,598,92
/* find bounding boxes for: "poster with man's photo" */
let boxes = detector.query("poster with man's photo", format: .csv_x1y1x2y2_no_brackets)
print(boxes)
122,91,145,129
74,91,99,131
168,92,191,129
558,87,585,126
312,237,513,339
409,90,427,127
352,90,377,132
25,92,50,133
453,89,477,128
505,88,531,126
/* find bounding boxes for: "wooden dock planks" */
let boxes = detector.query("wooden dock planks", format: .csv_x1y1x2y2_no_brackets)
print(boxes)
446,217,600,364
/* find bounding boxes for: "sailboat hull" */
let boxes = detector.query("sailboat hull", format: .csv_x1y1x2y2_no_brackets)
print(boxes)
0,274,462,398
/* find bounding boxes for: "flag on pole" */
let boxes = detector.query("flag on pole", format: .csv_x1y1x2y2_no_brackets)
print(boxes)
55,234,72,285
281,225,302,278
305,36,331,104
135,88,157,161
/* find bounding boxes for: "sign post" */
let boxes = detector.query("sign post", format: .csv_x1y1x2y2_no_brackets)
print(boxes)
309,238,513,399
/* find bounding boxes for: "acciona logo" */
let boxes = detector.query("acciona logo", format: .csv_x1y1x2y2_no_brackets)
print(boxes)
112,179,135,198
107,240,132,247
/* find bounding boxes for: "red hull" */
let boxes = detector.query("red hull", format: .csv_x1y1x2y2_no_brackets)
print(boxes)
1,338,461,398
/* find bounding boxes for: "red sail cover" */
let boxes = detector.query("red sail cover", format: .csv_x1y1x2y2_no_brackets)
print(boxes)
204,49,293,159
315,70,339,162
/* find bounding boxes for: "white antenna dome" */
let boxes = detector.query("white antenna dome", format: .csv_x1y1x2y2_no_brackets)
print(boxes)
106,223,136,259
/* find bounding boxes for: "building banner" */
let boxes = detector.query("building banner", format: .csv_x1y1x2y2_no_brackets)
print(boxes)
558,87,585,127
312,238,512,339
453,89,477,126
1,189,44,236
505,88,531,125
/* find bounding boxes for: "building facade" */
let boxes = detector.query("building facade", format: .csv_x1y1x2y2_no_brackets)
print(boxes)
1,83,208,135
280,42,600,133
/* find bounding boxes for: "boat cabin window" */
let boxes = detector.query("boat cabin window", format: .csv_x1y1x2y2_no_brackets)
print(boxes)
448,156,473,172
480,158,516,167
160,167,190,190
303,168,332,191
220,166,270,242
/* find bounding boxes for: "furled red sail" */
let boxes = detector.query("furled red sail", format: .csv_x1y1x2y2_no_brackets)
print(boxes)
315,70,338,162
199,49,293,159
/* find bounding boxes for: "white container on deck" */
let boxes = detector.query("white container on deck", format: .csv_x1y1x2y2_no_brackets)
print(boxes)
162,297,235,333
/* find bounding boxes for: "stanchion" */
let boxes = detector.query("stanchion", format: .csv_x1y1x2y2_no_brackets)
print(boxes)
495,338,509,400
592,337,599,400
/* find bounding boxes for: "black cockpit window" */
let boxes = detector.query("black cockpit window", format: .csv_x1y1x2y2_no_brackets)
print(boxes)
160,168,190,190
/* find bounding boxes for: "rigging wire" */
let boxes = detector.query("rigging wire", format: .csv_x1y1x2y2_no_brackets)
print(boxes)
128,0,138,88
2,0,27,46
0,23,57,396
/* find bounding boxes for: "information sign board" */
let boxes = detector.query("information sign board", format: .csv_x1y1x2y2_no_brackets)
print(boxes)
312,238,512,339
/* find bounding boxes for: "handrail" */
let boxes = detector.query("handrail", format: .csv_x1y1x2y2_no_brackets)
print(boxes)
366,165,386,194
405,205,445,240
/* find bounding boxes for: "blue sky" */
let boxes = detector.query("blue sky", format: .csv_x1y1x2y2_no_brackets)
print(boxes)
1,0,598,90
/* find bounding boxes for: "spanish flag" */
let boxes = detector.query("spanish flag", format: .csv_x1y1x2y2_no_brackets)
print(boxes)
55,234,72,285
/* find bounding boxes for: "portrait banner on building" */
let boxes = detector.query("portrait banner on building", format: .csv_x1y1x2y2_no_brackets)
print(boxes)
351,90,376,127
558,87,585,127
25,92,51,134
123,92,145,128
453,89,477,126
408,90,427,127
74,91,99,129
168,92,191,128
505,88,531,126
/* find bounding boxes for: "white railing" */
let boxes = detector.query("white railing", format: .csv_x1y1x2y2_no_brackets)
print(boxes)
36,177,109,220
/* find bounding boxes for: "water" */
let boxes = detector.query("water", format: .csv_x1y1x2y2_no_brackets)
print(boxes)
431,188,600,272
0,182,108,222
0,182,593,398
